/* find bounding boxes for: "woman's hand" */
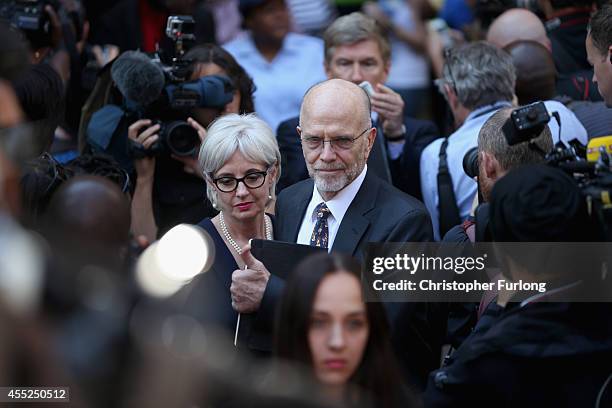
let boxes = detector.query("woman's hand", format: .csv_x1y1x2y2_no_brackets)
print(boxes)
230,244,271,313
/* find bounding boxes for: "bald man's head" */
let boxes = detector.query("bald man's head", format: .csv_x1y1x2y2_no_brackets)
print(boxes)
300,79,371,130
505,40,557,104
297,79,375,200
487,9,551,50
45,175,131,250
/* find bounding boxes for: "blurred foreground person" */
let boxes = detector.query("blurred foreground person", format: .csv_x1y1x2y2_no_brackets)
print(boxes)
275,253,418,407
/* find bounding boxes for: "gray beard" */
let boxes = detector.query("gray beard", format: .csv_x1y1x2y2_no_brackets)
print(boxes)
309,162,364,195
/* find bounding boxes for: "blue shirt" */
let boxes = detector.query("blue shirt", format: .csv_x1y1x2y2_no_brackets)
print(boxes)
420,102,512,240
224,32,326,132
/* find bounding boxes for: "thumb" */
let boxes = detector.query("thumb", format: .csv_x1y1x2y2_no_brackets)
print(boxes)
240,242,263,270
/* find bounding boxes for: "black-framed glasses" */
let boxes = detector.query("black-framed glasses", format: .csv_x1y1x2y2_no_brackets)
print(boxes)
301,127,371,151
212,168,270,193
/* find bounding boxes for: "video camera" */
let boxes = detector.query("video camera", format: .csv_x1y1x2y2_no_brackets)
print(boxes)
463,101,612,241
88,16,234,160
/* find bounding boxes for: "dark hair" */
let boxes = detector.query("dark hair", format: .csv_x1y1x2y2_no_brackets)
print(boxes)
588,3,612,55
275,253,412,407
0,22,30,81
20,152,74,227
67,153,131,194
12,64,65,156
186,44,256,114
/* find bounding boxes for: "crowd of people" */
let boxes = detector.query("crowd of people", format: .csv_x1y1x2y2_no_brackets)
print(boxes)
1,0,612,406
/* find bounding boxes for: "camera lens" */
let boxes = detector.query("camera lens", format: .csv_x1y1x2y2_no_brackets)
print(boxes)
463,147,479,179
165,121,199,157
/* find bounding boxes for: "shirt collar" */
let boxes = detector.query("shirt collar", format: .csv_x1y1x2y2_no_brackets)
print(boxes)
309,165,368,222
465,101,513,123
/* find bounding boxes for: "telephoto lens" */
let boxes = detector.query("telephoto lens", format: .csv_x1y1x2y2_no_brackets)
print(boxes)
163,121,200,157
463,147,479,179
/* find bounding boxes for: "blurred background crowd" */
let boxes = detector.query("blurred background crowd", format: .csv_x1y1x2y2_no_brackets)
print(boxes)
0,0,611,407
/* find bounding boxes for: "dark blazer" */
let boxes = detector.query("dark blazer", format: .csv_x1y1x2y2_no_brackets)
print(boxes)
249,171,437,387
424,301,612,407
388,118,440,201
276,115,440,201
274,170,433,254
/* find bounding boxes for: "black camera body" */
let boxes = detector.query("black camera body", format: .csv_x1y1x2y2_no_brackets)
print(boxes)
502,101,550,146
131,120,201,159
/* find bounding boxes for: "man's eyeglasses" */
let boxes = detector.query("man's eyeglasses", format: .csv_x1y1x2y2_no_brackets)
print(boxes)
301,128,371,151
435,48,458,95
212,168,271,193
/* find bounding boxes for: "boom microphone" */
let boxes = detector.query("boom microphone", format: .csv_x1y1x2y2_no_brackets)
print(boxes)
111,51,166,108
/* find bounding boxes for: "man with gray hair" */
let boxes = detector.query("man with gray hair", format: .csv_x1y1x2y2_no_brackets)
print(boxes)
420,41,515,240
477,108,554,204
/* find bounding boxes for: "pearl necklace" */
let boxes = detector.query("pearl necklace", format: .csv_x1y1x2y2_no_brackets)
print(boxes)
219,211,272,254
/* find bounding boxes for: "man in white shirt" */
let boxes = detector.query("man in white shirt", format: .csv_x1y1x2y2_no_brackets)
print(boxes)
420,42,516,240
223,0,326,132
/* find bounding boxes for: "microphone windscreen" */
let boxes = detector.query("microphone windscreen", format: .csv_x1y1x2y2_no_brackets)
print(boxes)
111,51,165,107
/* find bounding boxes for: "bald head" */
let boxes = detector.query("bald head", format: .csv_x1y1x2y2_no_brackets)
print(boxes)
45,175,131,248
504,40,557,104
297,79,375,200
300,79,371,129
487,9,551,50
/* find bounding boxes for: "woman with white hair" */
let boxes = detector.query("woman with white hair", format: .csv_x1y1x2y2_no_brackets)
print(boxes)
177,113,281,340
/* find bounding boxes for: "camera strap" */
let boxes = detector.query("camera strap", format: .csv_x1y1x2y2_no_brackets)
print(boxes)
437,138,462,238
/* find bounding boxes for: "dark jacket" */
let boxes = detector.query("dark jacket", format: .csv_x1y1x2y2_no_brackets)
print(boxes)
424,301,612,407
250,170,436,386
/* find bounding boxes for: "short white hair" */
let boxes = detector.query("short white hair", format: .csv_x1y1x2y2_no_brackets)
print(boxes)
198,113,281,207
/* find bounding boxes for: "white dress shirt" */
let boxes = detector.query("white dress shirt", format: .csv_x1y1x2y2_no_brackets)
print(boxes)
297,165,368,251
420,102,512,241
223,32,326,133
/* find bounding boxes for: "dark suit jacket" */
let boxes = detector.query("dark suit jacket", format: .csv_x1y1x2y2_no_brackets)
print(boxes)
249,171,437,387
277,116,440,201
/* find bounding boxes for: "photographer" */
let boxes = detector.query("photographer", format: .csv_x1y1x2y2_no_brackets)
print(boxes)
424,164,612,408
87,42,252,242
443,106,554,243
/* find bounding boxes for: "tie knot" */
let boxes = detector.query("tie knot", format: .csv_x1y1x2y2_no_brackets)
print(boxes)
315,202,331,219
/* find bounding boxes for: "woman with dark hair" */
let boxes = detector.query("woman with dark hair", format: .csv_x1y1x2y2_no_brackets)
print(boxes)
186,43,256,124
275,253,417,408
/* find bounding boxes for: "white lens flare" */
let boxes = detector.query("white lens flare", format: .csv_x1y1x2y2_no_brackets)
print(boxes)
136,225,215,298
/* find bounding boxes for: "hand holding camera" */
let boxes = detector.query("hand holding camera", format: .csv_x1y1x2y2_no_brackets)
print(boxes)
128,119,160,182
